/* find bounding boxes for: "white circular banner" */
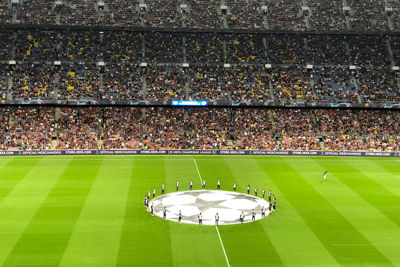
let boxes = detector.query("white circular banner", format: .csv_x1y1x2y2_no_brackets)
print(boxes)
148,190,271,225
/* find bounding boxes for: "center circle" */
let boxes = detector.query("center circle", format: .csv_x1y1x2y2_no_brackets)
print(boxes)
148,190,271,225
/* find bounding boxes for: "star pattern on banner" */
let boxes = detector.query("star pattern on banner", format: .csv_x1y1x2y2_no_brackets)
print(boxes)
149,190,270,225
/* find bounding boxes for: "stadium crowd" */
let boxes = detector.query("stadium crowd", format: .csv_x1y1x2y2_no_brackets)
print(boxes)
0,107,399,152
0,30,399,104
0,1,399,154
1,0,399,31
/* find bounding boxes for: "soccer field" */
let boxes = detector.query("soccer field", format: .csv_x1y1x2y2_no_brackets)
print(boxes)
0,155,399,266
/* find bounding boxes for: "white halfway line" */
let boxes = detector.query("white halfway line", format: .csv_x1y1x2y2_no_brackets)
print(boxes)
193,158,203,183
216,226,231,267
193,158,230,267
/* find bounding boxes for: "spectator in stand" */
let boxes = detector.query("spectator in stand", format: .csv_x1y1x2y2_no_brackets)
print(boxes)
0,0,393,32
0,107,399,152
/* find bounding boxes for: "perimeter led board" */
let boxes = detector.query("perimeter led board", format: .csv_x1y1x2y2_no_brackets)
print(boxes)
171,100,208,106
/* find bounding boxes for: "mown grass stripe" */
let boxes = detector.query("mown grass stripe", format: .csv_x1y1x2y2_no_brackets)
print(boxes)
0,157,72,266
365,158,400,196
225,158,339,267
2,157,103,267
0,157,13,170
195,157,284,267
256,157,392,266
164,157,230,267
117,157,174,266
290,157,400,266
59,156,134,266
315,158,400,229
0,157,42,202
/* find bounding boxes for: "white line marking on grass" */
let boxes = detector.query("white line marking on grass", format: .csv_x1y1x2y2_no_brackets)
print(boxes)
193,158,203,183
193,158,230,267
216,226,231,267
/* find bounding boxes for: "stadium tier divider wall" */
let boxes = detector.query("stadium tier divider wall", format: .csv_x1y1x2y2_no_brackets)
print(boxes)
1,101,400,109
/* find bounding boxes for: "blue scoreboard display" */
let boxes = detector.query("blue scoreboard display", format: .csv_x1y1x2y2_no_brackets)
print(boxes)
171,100,208,106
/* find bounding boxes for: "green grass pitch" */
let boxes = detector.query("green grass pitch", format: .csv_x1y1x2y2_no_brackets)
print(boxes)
0,155,399,266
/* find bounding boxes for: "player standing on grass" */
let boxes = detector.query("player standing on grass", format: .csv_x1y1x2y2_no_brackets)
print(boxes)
150,203,154,215
233,182,237,191
198,212,203,225
268,190,272,203
202,180,206,189
247,184,250,194
255,186,258,196
161,184,165,194
189,179,193,190
215,212,219,225
261,206,265,218
217,179,221,190
176,180,179,191
323,171,328,182
262,189,265,198
144,195,147,207
147,191,150,199
153,187,156,198
273,194,276,210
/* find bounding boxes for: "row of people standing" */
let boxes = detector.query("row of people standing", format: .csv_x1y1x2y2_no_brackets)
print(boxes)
144,180,277,224
147,180,276,203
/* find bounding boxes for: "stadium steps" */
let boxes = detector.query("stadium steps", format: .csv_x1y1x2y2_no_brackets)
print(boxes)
345,40,351,63
396,76,400,91
262,37,268,57
349,76,362,104
141,33,148,97
142,70,148,97
185,79,190,99
55,13,60,25
182,36,187,63
268,80,275,102
304,15,311,30
268,110,276,129
179,4,186,27
51,140,58,149
11,32,16,59
263,13,269,29
302,0,311,30
99,74,103,94
54,69,60,98
55,107,61,122
311,110,317,125
343,0,351,30
141,33,146,61
141,109,147,149
7,74,12,100
388,15,394,31
139,2,145,27
357,94,362,104
386,38,395,65
11,6,16,23
220,2,228,29
352,111,361,131
8,110,14,128
97,139,103,149
223,39,227,64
